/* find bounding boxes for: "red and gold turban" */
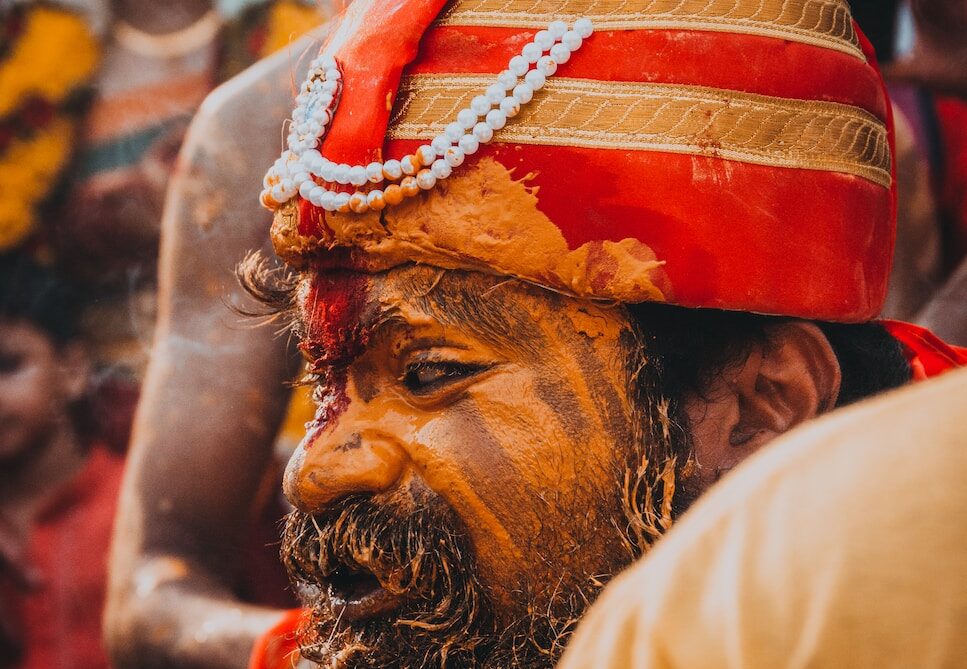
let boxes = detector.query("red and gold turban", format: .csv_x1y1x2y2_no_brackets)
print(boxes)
263,0,895,322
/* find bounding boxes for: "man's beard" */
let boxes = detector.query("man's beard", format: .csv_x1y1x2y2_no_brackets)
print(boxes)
281,494,611,669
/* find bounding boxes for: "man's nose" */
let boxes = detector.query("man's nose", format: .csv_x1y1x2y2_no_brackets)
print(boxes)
283,402,409,513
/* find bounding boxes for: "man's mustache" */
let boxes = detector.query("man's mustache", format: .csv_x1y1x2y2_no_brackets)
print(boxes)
281,495,491,653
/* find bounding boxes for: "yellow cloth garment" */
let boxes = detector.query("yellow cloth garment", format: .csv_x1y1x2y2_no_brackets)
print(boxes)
559,367,967,669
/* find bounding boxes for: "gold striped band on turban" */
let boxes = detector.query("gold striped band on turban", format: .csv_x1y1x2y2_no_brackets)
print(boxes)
435,0,864,60
388,74,892,188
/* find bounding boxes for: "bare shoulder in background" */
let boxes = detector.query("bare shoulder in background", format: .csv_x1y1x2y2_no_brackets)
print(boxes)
105,23,330,669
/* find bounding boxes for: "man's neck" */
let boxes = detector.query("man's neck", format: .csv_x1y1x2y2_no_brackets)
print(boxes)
113,0,213,34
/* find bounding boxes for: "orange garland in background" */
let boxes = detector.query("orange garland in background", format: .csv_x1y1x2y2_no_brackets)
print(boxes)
0,119,73,249
0,4,100,250
260,0,327,57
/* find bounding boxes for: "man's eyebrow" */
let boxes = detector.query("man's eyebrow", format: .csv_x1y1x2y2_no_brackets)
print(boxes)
410,276,544,355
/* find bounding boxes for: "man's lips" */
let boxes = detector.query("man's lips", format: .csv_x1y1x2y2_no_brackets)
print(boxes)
324,566,405,623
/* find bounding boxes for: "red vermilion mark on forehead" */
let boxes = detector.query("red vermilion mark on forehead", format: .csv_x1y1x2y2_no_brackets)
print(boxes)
299,271,376,443
299,271,374,363
298,198,325,238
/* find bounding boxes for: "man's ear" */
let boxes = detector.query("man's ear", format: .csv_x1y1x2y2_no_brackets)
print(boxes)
687,322,841,487
731,322,841,443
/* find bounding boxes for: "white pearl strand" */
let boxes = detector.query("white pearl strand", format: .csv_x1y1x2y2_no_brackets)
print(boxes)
261,17,594,215
260,53,343,208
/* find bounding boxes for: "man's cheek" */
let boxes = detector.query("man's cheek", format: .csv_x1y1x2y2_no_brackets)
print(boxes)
467,375,598,512
410,385,588,597
399,410,523,605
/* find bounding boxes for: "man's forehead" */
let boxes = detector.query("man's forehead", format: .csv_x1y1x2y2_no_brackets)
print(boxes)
295,266,465,361
296,266,434,325
296,270,379,365
294,267,558,362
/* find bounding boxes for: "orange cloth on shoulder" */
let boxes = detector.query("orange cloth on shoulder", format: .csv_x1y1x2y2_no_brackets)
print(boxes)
247,609,304,669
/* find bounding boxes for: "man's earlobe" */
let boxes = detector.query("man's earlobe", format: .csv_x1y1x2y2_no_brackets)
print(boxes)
730,322,841,449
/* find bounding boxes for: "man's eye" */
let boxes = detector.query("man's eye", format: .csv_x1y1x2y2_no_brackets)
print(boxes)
402,361,485,394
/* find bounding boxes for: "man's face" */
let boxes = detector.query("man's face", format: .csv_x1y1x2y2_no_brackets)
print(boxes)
282,265,655,666
0,321,73,464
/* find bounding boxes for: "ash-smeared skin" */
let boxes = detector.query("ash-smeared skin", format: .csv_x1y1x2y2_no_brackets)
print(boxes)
284,266,654,666
102,28,331,669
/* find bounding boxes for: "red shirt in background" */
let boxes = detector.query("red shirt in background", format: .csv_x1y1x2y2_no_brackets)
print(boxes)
11,445,124,669
936,96,967,270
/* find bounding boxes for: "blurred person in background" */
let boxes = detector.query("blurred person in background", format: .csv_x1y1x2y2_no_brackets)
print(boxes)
886,0,967,345
59,0,325,388
101,7,340,668
104,31,326,668
1,0,325,427
0,252,119,669
1,1,327,667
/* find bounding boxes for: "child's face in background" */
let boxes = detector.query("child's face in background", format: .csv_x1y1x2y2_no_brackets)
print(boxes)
0,320,85,466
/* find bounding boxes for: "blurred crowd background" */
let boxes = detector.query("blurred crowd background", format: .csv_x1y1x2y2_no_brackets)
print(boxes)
1,2,331,666
0,1,965,667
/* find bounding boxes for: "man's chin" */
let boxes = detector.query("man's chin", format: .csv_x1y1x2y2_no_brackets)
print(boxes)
298,580,493,668
298,600,425,669
281,499,609,668
298,589,576,669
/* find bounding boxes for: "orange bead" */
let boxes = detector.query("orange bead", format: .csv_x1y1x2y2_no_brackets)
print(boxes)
349,192,369,213
384,184,404,205
401,154,418,175
383,161,403,181
400,176,419,197
367,190,386,211
416,145,436,167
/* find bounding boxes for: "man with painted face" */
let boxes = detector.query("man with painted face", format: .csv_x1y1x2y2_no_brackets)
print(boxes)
245,1,966,667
